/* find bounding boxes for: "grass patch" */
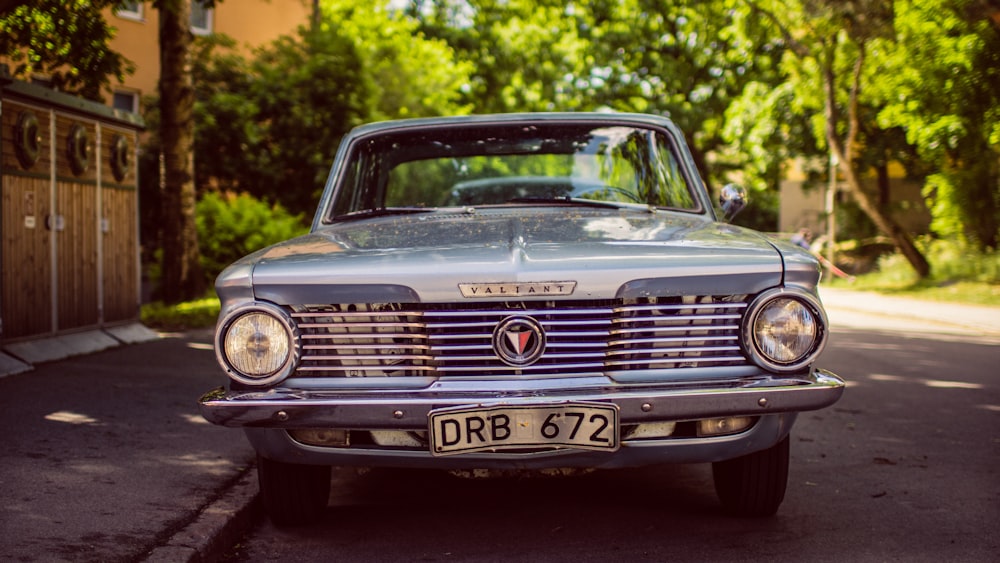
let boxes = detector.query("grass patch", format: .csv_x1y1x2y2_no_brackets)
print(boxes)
141,296,220,331
825,239,1000,307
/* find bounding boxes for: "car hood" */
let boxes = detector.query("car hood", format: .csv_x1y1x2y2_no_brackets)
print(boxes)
222,209,795,304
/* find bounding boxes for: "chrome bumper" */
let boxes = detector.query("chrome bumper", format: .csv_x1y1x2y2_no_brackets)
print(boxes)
200,369,845,430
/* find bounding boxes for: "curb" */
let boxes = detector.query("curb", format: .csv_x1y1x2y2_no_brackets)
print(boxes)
143,465,261,563
0,323,160,378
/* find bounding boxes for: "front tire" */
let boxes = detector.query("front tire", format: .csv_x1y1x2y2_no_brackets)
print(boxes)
257,455,331,526
712,435,790,517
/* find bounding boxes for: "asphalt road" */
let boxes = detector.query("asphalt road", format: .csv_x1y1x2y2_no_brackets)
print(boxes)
0,329,256,562
222,324,1000,562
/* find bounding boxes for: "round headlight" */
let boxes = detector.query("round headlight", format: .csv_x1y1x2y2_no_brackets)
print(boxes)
744,290,826,372
222,310,293,384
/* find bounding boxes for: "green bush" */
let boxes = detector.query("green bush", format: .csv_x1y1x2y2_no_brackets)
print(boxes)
141,296,221,330
197,192,309,283
920,238,1000,283
827,237,1000,306
873,238,1000,285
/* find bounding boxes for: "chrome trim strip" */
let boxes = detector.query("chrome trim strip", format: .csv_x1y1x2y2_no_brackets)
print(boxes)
200,369,846,428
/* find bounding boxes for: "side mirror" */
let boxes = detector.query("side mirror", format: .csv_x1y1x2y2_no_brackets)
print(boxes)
718,183,748,222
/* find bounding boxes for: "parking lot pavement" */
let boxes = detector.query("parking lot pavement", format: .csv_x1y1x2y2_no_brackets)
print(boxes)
0,328,257,562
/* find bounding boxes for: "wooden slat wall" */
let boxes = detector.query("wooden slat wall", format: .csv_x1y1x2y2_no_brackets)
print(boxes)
1,100,54,339
1,92,141,341
0,176,53,339
101,125,139,322
55,179,100,329
53,115,100,331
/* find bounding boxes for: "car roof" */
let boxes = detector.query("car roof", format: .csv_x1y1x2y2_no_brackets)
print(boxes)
345,112,682,138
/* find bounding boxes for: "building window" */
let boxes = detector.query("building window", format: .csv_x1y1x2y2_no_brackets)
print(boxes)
116,0,144,21
113,91,139,114
191,0,214,35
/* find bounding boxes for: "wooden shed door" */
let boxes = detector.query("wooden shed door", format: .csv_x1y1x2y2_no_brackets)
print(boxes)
1,101,54,339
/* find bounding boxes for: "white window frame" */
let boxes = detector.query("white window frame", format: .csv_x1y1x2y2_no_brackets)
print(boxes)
190,0,214,35
112,91,140,114
116,1,144,22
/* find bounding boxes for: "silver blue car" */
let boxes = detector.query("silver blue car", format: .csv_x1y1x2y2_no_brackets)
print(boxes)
200,113,845,525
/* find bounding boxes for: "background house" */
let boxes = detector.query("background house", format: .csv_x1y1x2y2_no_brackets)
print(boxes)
778,157,931,273
105,0,312,115
0,1,311,365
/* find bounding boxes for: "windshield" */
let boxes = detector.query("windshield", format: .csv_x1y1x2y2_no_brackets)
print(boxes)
327,122,700,220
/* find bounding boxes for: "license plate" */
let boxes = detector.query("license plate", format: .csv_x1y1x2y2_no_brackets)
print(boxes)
428,403,619,456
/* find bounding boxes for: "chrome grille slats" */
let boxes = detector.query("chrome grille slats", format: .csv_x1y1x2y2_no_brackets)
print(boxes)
607,296,747,370
290,296,749,377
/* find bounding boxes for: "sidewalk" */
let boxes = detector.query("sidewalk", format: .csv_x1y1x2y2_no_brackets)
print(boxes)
819,286,1000,337
0,329,258,562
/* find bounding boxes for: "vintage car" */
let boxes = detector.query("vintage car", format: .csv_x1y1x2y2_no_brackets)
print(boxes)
200,112,845,525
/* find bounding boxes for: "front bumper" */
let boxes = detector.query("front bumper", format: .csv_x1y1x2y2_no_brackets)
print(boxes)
200,368,844,430
201,369,843,469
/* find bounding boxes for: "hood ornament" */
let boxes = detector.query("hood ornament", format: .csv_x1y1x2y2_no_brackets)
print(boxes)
459,281,576,298
493,316,546,366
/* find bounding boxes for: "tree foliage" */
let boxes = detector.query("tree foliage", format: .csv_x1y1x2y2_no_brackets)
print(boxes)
7,0,998,284
412,0,786,213
739,0,933,276
197,192,308,281
0,0,133,100
869,0,1000,250
190,1,472,215
579,0,785,183
410,0,590,113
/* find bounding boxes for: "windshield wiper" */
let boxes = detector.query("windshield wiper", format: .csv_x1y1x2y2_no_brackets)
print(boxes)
505,197,640,210
334,207,435,222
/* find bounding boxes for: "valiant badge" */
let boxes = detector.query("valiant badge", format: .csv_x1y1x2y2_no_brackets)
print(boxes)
492,316,546,366
459,282,576,298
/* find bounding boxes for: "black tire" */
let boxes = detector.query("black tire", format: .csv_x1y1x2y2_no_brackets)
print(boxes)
712,435,790,517
257,455,331,526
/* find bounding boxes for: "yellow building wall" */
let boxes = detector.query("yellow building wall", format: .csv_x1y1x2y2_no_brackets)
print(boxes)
779,158,931,237
106,0,311,110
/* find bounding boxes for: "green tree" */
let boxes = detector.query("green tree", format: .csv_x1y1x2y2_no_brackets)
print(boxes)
197,192,308,281
869,0,1000,250
579,0,790,229
410,0,591,113
747,0,931,277
722,80,820,230
323,0,474,120
412,0,786,226
188,27,369,215
582,1,785,191
190,1,471,215
0,0,133,100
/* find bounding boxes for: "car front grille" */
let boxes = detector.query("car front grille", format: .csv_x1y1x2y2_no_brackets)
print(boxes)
289,296,750,378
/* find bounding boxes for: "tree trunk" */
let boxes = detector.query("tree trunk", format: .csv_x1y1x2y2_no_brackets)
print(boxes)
821,42,930,278
158,0,204,303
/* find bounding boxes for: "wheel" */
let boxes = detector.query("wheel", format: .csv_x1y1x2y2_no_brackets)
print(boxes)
712,435,790,517
257,455,331,526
